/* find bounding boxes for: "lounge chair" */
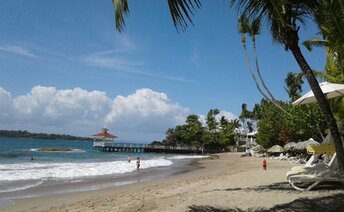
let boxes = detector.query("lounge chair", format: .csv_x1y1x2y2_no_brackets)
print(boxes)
271,153,289,161
288,156,307,165
286,153,336,180
287,154,341,191
287,144,336,175
287,144,343,191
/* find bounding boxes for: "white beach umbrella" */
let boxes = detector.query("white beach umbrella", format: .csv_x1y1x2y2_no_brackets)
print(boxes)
293,82,344,105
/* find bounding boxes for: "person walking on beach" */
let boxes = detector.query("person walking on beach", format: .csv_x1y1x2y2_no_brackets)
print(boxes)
128,155,131,163
136,157,140,173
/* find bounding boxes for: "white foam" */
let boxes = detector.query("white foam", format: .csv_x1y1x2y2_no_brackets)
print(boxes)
0,158,173,181
29,148,85,153
0,181,44,193
167,155,209,160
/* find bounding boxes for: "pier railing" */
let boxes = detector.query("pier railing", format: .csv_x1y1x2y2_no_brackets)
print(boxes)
93,143,204,154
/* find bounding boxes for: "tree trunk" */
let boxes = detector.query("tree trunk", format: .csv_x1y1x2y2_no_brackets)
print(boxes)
289,43,344,174
242,41,287,113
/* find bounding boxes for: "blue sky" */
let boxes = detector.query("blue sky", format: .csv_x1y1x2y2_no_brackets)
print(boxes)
0,1,326,142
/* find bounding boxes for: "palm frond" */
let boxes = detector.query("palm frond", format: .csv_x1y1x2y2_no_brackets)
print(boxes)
230,0,321,48
315,0,344,50
112,0,129,32
168,0,202,32
238,14,250,34
302,38,329,51
250,16,262,37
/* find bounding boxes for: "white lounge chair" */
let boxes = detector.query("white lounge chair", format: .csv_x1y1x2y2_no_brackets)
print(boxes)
287,144,343,191
287,155,341,191
287,153,336,180
287,144,335,175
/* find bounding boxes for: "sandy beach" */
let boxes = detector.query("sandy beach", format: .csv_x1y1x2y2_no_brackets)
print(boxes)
3,153,344,212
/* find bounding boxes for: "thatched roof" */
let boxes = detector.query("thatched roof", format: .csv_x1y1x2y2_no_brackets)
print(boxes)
267,145,284,153
284,142,297,151
294,138,319,150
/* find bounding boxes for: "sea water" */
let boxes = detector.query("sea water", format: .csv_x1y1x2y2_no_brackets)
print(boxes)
0,137,206,203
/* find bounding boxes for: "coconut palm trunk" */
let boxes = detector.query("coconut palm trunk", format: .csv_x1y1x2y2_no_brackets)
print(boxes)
287,32,344,173
239,16,287,113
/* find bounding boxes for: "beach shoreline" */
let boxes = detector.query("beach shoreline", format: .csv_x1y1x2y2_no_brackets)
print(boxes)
3,153,344,211
0,156,199,201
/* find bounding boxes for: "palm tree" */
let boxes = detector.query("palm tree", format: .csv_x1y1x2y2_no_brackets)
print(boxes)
248,16,278,105
112,0,344,173
206,108,220,131
238,16,268,99
239,103,249,132
284,72,303,102
229,0,344,174
238,15,287,112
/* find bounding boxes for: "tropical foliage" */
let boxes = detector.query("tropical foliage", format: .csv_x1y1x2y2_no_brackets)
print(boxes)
284,72,304,102
162,109,239,151
303,1,344,122
240,99,326,149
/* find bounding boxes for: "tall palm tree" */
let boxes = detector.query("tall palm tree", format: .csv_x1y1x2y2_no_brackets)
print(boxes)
238,16,268,99
229,0,344,173
112,0,344,173
238,15,287,112
248,16,277,104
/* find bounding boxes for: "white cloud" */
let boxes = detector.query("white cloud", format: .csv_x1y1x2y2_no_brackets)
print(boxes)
0,45,39,58
80,51,142,70
80,35,139,70
0,87,13,121
116,35,137,52
219,110,237,121
105,88,189,134
0,86,239,142
0,86,189,142
198,111,237,126
80,51,195,83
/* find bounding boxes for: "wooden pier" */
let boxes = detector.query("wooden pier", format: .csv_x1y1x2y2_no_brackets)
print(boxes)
93,143,203,154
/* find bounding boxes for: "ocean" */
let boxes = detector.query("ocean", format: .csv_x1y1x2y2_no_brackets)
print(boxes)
0,137,206,204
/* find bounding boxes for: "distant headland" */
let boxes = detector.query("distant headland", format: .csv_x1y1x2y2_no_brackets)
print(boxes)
0,130,92,141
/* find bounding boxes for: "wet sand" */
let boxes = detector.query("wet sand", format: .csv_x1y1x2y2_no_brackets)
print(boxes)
3,153,344,211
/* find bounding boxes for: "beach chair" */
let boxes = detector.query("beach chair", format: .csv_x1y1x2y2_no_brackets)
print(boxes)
287,144,335,177
287,144,343,191
288,156,307,165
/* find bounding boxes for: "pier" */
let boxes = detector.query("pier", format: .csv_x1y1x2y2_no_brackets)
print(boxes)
93,143,204,154
91,128,204,154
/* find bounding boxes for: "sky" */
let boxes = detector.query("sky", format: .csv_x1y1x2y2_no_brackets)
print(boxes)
0,1,327,142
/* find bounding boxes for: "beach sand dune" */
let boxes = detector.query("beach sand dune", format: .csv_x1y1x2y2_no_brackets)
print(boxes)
3,153,344,211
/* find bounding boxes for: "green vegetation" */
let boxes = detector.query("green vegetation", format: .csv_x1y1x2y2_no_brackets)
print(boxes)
0,130,92,141
159,109,239,151
248,100,327,148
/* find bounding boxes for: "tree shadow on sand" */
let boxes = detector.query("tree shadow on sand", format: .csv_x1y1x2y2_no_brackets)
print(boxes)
188,183,344,212
211,181,344,193
188,193,344,212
